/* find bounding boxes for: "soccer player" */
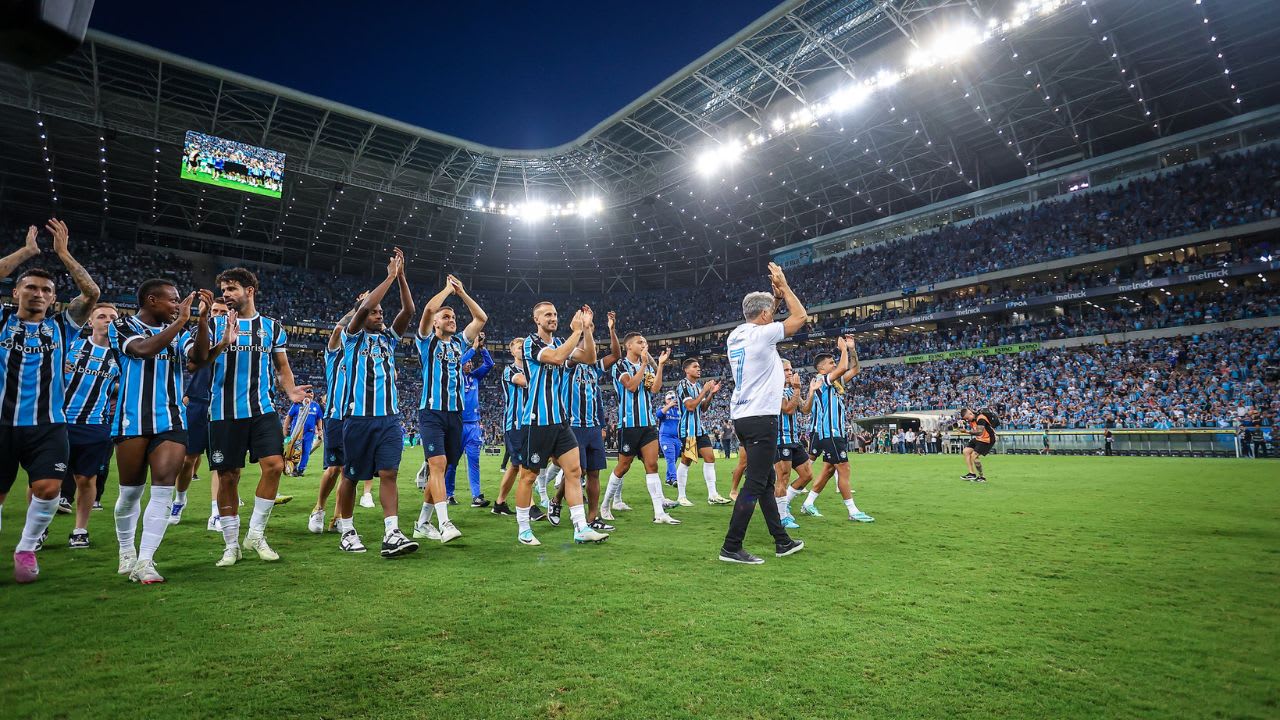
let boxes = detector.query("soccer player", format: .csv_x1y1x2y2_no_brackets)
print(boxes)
655,392,680,487
334,250,417,557
675,358,731,506
798,336,874,523
443,331,493,507
205,267,310,567
959,408,996,482
111,281,218,583
174,297,226,530
62,302,120,548
0,220,99,582
491,337,528,516
719,263,806,564
412,274,487,543
283,389,324,476
605,333,679,525
308,295,362,534
774,359,810,529
514,303,608,546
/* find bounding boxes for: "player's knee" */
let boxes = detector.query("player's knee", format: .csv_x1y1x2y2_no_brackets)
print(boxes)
260,456,284,474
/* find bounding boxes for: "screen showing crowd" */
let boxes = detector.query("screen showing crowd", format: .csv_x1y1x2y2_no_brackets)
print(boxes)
181,130,285,199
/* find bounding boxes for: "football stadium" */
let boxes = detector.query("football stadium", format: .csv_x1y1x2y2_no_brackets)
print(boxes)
0,1,1277,717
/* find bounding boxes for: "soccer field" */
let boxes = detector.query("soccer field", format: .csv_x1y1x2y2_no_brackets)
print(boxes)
179,165,282,198
2,454,1277,719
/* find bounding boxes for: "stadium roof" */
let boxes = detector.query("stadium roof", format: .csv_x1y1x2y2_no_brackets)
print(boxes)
1,0,1278,291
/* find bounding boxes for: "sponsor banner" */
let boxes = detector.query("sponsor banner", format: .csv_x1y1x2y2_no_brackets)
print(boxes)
904,342,1041,365
773,246,816,269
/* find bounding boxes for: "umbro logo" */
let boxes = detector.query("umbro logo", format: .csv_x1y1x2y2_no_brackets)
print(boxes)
54,463,66,472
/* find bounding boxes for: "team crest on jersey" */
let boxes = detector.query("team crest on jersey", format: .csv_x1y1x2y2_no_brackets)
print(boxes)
39,324,52,337
530,453,540,464
256,327,268,339
211,451,224,464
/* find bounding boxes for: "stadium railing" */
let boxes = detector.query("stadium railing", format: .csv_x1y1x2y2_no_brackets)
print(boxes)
996,429,1272,458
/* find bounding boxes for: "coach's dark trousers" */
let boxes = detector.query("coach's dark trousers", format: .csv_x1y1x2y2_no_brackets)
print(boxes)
722,415,791,553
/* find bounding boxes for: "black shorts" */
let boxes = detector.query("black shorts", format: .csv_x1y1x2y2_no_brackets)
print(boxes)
342,415,403,481
418,408,463,465
323,417,345,468
185,401,210,455
776,442,808,465
68,423,113,477
617,426,659,457
967,439,994,456
811,436,850,464
504,427,528,468
0,423,69,493
573,425,607,472
523,424,577,471
207,412,284,471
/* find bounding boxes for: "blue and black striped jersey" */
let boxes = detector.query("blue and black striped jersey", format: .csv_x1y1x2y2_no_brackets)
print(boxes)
676,378,703,438
0,308,79,426
108,316,194,436
415,331,469,412
611,358,654,428
340,327,400,418
63,335,119,426
323,347,347,420
208,314,287,421
520,334,569,427
568,360,606,428
811,375,846,439
501,365,527,431
777,387,798,445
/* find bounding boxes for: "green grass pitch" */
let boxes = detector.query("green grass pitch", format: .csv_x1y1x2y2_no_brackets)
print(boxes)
2,454,1277,719
180,165,282,198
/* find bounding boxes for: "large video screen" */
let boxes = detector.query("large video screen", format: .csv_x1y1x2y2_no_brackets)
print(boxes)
181,130,284,198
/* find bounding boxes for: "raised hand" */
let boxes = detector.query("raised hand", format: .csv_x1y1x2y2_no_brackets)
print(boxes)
657,347,672,364
767,261,788,289
176,291,197,324
196,288,215,317
46,218,69,256
393,247,406,276
809,376,824,392
570,310,585,332
386,251,401,278
24,225,39,254
606,310,616,329
580,305,594,329
288,384,313,404
788,372,802,389
222,310,239,345
707,380,721,394
473,332,485,350
446,274,464,294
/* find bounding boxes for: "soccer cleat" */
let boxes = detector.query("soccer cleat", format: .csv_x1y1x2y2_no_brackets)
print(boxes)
781,515,800,530
547,502,562,527
517,529,541,546
677,497,694,507
273,495,293,506
799,504,823,518
13,551,39,583
359,492,375,509
308,510,326,534
707,495,733,505
661,498,678,511
339,530,367,553
573,526,609,543
598,506,615,521
471,495,491,508
129,560,165,585
775,539,805,557
529,505,547,522
447,496,458,506
611,500,632,512
413,523,441,541
960,473,978,481
167,501,186,525
380,529,419,558
57,497,73,514
118,548,137,575
588,518,615,532
68,531,90,549
215,546,241,567
32,528,48,553
439,521,462,543
92,501,103,510
207,515,222,532
490,502,514,516
664,478,677,488
718,548,764,565
242,531,280,561
849,512,876,523
974,476,987,483
653,514,682,525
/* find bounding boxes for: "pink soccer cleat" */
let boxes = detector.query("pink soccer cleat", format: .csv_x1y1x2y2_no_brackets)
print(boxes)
13,551,39,584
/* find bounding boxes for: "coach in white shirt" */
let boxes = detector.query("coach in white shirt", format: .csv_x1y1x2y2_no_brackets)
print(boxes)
719,263,808,564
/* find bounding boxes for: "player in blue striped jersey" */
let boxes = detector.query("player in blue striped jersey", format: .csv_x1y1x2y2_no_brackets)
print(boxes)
204,267,310,567
606,331,681,525
109,281,216,584
334,250,419,558
412,274,487,543
513,302,608,546
490,337,530,517
61,302,120,549
798,336,874,523
673,358,731,506
307,295,365,535
0,219,99,584
773,360,813,529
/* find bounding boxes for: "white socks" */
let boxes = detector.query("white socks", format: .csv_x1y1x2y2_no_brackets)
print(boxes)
844,497,861,515
337,516,355,534
516,506,531,533
535,471,551,506
776,495,789,517
805,490,821,507
248,496,274,534
568,504,587,531
417,502,434,527
383,516,398,537
114,484,146,551
785,487,800,503
210,499,219,518
676,463,689,500
219,515,240,549
434,501,451,526
644,473,666,518
138,486,174,563
702,462,718,497
603,474,622,507
16,495,58,552
175,490,188,505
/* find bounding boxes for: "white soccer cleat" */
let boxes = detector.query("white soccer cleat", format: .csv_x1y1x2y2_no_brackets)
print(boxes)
242,531,280,562
128,559,165,584
167,502,186,526
517,529,541,546
308,510,325,534
707,494,733,505
439,521,461,543
413,522,441,541
359,492,375,509
677,497,694,507
207,515,221,532
653,514,683,525
599,506,615,521
611,500,632,512
117,547,137,576
215,545,241,567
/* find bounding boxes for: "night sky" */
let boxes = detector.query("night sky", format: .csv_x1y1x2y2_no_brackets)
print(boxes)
89,1,782,149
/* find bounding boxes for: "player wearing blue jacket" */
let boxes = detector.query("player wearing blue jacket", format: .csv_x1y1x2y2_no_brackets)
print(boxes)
655,392,681,487
444,334,494,506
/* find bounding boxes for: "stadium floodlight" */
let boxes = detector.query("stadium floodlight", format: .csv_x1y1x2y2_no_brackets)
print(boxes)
875,69,901,88
474,198,485,208
829,84,871,113
577,197,605,217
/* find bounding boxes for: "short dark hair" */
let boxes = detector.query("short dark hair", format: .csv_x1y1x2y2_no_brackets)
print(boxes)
137,278,177,307
15,268,55,286
216,267,259,293
814,353,834,366
682,357,699,370
622,332,644,344
532,301,554,313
